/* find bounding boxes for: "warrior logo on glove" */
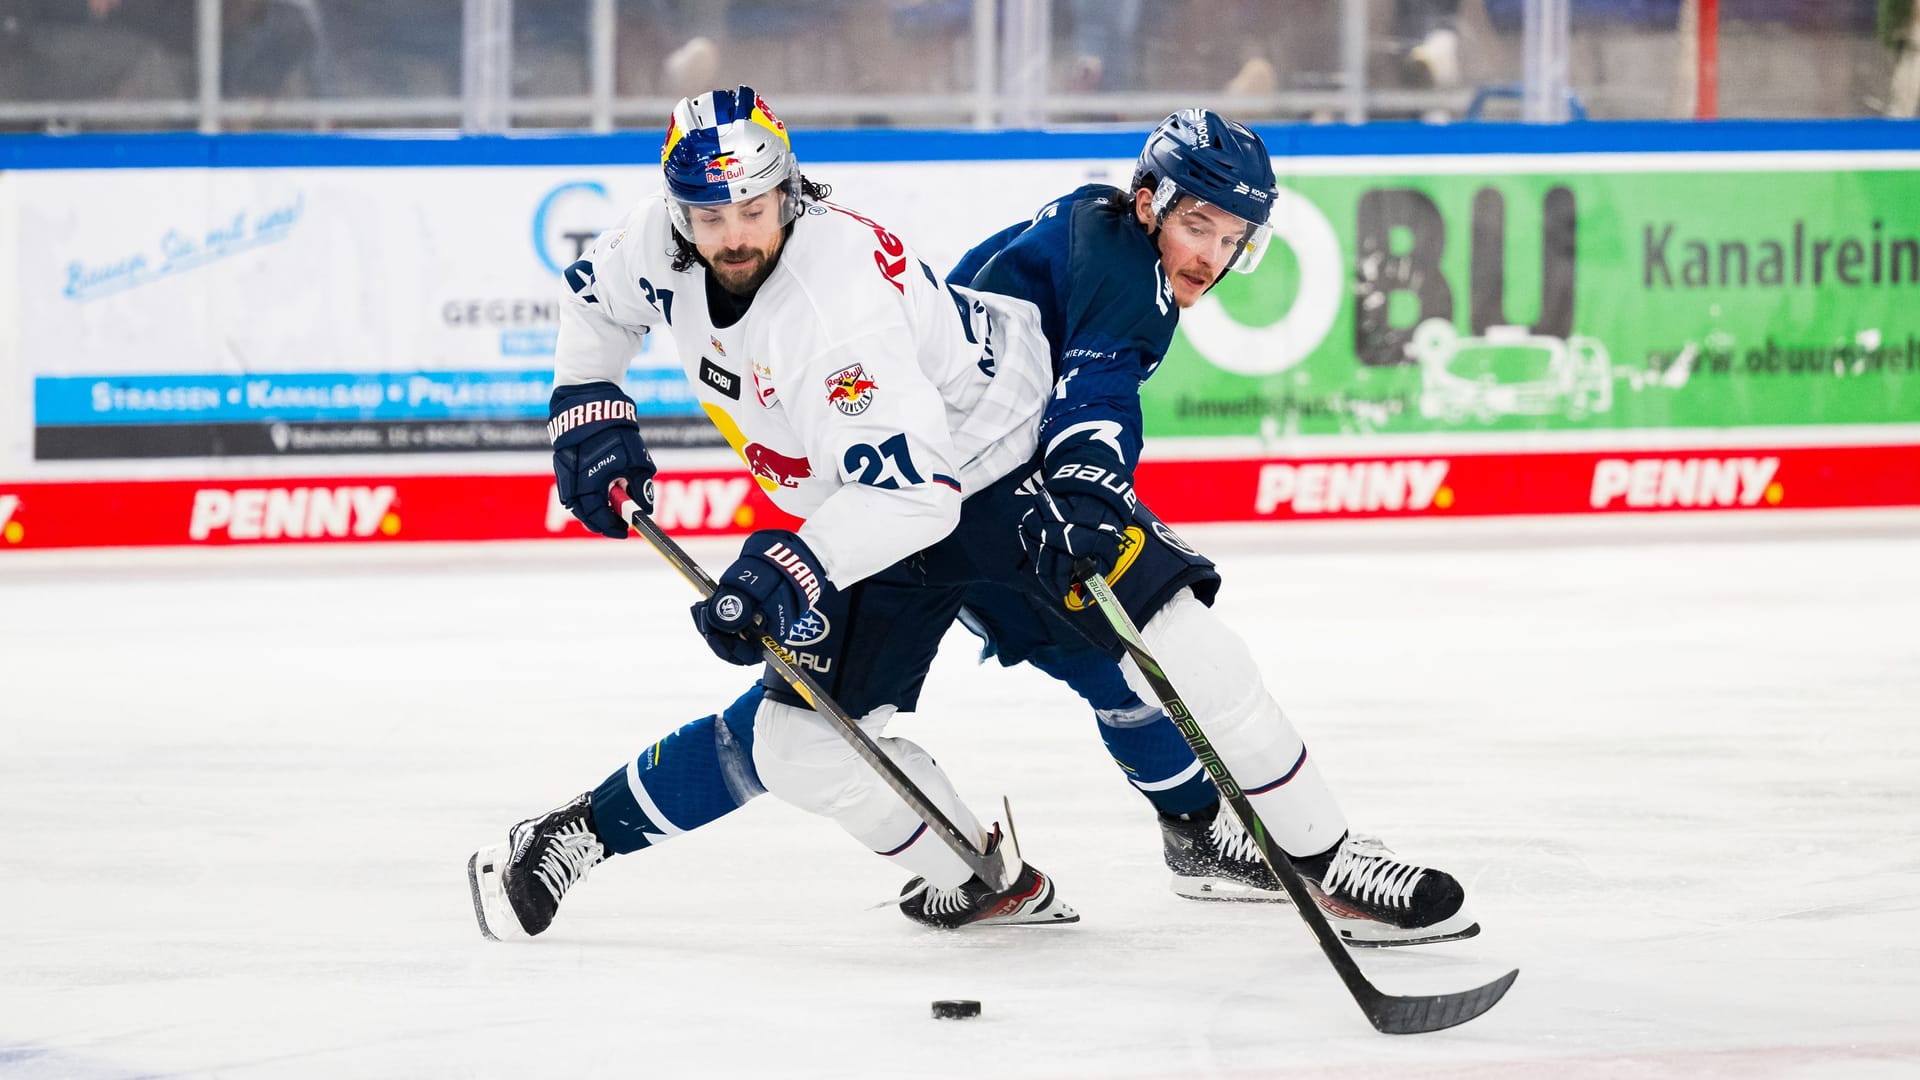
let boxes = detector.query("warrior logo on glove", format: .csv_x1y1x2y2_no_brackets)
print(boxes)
691,529,833,666
548,397,638,442
761,539,824,605
547,382,657,539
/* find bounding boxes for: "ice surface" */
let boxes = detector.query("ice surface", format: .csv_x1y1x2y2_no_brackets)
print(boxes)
3,513,1918,1079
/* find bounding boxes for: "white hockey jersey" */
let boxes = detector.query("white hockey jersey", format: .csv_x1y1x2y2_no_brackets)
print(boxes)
552,196,1053,589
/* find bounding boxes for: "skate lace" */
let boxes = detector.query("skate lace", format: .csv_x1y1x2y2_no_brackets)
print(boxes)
533,821,606,905
1207,811,1262,866
912,879,979,917
1319,836,1423,911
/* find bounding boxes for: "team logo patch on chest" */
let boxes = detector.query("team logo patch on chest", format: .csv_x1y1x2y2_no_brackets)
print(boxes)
824,363,878,415
700,357,740,399
709,336,727,356
753,361,778,408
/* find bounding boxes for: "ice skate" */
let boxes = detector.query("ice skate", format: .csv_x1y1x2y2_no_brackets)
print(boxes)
1160,802,1291,903
1297,833,1478,948
468,792,611,941
897,828,1079,929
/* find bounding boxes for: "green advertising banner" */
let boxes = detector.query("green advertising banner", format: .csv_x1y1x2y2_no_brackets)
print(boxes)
1151,167,1920,438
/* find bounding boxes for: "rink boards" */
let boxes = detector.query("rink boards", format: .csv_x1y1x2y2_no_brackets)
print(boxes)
2,121,1918,550
2,442,1916,549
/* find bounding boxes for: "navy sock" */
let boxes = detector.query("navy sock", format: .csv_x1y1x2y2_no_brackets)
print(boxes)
591,685,767,855
1097,701,1219,817
1028,644,1218,817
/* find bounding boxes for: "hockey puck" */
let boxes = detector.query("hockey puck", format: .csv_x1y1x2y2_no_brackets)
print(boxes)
930,999,981,1020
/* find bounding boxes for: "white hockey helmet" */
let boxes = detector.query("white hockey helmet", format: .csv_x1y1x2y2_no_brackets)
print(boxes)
660,86,805,242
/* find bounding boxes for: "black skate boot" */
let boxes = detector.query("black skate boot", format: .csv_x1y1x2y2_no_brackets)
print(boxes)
1295,832,1478,947
468,792,612,941
1160,801,1290,903
898,828,1080,929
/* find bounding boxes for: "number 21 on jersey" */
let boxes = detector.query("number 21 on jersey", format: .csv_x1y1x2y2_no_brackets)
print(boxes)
843,433,923,489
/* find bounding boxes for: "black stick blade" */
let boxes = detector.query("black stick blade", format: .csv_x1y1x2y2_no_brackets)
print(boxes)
1361,969,1519,1035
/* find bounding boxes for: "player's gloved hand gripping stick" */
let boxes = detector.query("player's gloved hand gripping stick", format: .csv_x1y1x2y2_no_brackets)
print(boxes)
1075,566,1519,1035
611,481,1013,893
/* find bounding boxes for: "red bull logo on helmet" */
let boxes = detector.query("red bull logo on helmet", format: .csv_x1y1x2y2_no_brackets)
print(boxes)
743,442,812,488
824,364,878,416
705,155,747,184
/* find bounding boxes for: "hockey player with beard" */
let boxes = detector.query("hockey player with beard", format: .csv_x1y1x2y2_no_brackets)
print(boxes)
471,85,1078,938
469,93,1479,949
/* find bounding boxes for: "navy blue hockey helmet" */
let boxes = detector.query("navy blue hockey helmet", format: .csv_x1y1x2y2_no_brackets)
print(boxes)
660,86,804,241
1132,109,1278,273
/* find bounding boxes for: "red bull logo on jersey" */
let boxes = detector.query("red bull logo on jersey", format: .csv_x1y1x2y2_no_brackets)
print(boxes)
706,155,747,184
825,364,878,415
743,442,811,488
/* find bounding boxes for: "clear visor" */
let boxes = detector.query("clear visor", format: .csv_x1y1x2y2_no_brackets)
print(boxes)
667,181,802,247
1153,178,1274,275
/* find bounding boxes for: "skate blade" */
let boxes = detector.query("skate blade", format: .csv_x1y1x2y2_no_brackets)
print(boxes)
986,874,1081,927
1170,874,1295,904
1323,903,1481,949
976,901,1081,927
1304,878,1482,948
1339,920,1481,949
954,875,1082,928
467,843,525,942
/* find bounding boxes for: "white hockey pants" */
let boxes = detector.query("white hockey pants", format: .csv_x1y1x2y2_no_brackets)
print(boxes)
751,699,987,889
1118,588,1349,858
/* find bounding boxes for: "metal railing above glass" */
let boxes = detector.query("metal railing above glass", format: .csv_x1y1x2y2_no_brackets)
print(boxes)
0,0,1904,134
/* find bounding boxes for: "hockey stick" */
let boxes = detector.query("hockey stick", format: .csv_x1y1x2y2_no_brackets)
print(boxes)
613,484,1012,893
1078,571,1518,1034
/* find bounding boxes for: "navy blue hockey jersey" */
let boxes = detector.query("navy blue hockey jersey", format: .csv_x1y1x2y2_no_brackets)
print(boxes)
950,184,1178,474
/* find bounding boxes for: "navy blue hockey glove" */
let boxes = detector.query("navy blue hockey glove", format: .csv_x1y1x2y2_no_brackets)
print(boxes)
549,382,656,538
691,530,831,666
1020,452,1137,603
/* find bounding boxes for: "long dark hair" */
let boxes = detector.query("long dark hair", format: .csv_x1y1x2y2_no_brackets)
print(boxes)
668,174,834,272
